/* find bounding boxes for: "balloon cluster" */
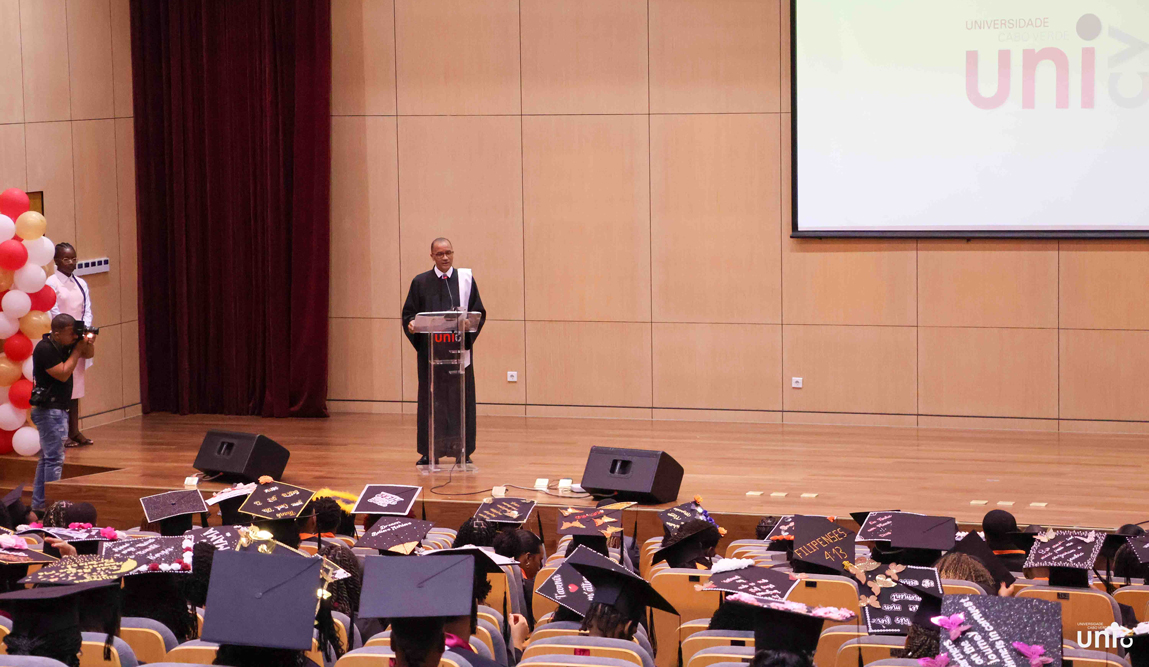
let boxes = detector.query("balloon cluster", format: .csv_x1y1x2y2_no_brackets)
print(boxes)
0,188,56,457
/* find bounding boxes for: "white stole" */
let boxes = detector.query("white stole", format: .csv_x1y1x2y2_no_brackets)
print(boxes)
457,268,473,368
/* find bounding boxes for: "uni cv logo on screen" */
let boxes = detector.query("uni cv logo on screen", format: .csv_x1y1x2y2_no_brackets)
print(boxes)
966,14,1149,109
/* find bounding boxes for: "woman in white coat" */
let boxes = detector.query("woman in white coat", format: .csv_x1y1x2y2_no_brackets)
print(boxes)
45,242,97,447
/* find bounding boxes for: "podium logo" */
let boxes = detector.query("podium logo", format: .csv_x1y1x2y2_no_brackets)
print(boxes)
433,333,463,343
966,14,1149,109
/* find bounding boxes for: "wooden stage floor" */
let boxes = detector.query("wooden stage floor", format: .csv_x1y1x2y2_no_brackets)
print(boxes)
4,412,1146,536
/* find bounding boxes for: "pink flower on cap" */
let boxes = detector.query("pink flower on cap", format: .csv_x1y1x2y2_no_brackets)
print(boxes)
0,535,29,550
68,522,93,530
100,526,118,540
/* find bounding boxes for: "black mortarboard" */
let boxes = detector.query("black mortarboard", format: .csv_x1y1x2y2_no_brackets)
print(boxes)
359,553,475,619
536,561,594,617
702,564,797,600
184,525,244,551
658,502,707,534
889,514,956,551
791,515,855,573
857,563,942,634
765,515,796,541
1102,524,1146,561
201,549,322,650
1127,535,1149,565
474,497,536,525
558,508,624,538
351,484,422,516
1024,530,1103,570
141,490,208,536
355,517,433,554
239,481,315,521
1016,525,1044,553
0,533,57,565
567,546,677,617
206,484,256,525
0,580,117,644
728,597,853,655
652,520,720,567
938,595,1062,667
952,532,1016,587
427,546,515,577
20,555,132,584
853,511,902,542
98,536,194,575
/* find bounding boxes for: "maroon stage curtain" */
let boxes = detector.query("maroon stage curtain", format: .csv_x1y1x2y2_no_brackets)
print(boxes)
130,0,331,417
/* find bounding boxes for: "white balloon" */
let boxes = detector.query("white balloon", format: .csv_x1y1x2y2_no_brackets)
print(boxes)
24,236,54,267
21,356,32,382
0,403,26,431
13,265,46,293
12,426,39,456
1,290,30,318
0,314,18,339
0,215,14,243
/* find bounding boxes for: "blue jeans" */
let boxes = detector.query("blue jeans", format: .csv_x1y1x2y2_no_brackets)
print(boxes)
31,407,68,511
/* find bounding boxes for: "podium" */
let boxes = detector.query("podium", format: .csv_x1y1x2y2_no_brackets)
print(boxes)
411,310,483,473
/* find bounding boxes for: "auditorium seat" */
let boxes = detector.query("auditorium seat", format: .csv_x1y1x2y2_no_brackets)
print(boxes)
1017,585,1122,651
834,636,906,667
164,639,219,664
648,568,720,667
1113,585,1149,622
522,636,650,667
525,624,583,645
811,624,866,667
364,631,488,658
785,574,861,624
120,616,179,663
684,645,755,667
79,632,138,667
1062,648,1133,667
334,647,475,667
476,618,507,666
864,660,922,667
332,610,363,650
533,566,559,620
0,658,72,667
724,539,765,558
677,618,711,644
941,578,988,595
479,604,506,633
519,656,638,667
680,630,753,667
640,538,662,579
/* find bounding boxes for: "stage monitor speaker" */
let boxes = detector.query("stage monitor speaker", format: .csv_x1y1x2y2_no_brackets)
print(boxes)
193,430,290,483
580,446,683,505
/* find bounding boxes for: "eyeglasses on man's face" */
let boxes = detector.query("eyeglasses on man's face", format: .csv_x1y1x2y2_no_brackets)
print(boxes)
433,251,454,258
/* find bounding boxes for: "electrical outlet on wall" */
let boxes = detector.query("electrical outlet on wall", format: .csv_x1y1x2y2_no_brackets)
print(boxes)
791,377,803,388
507,371,518,382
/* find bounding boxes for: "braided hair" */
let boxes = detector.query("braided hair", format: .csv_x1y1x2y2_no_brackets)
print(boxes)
4,630,83,667
54,242,75,258
580,602,640,640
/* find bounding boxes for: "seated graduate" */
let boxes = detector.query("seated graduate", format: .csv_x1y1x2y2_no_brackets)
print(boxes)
493,528,545,627
653,519,722,570
2,485,36,528
981,509,1029,572
453,517,498,548
722,593,856,667
202,548,328,667
301,496,347,542
0,580,119,667
318,541,362,621
566,542,678,643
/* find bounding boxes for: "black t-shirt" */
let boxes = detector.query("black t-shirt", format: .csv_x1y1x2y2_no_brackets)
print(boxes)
32,334,75,408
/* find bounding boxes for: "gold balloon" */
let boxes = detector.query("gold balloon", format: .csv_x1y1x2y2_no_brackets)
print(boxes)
0,270,12,291
0,355,20,385
19,310,50,339
15,211,46,241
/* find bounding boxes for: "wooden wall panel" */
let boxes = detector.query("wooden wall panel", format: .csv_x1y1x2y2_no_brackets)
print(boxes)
72,119,120,324
330,116,400,319
1060,330,1149,422
782,237,917,326
918,240,1058,328
919,327,1058,419
650,114,781,323
526,321,652,407
652,323,781,410
114,117,135,323
649,0,780,113
0,124,26,190
1060,241,1149,330
109,0,132,118
0,0,23,124
66,0,114,120
779,0,790,113
24,121,75,243
397,116,524,319
331,0,396,116
328,318,404,402
471,320,526,405
520,0,647,114
394,0,519,115
523,115,650,321
81,322,122,416
782,325,917,415
20,0,71,122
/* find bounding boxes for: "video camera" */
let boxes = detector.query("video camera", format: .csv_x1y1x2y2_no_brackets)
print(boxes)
74,321,100,338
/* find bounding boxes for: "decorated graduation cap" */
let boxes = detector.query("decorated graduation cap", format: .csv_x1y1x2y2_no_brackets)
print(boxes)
653,519,721,567
206,484,256,526
701,562,797,600
0,533,57,565
952,531,1017,587
658,499,709,535
1024,529,1103,570
936,595,1062,667
20,555,133,584
200,548,323,650
184,525,244,551
725,593,856,655
851,510,904,542
355,516,433,555
238,480,316,521
557,507,623,538
140,489,208,536
98,535,194,575
535,560,595,617
790,515,855,573
351,484,422,516
566,542,677,618
359,552,475,620
1102,524,1146,562
474,497,536,525
1126,535,1149,565
850,561,942,635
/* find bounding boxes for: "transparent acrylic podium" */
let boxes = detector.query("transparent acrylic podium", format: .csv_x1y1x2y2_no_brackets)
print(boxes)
411,310,483,473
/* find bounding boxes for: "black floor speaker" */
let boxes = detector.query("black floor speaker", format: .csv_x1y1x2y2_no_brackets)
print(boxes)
580,446,684,505
193,430,290,483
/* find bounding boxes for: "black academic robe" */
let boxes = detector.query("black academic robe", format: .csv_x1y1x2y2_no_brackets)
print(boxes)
401,268,486,457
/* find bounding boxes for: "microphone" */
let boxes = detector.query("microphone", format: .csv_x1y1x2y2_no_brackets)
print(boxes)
442,274,459,312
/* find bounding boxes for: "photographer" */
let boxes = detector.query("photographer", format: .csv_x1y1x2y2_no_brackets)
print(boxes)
30,314,95,513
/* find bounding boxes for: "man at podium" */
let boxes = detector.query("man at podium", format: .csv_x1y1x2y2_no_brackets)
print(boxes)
402,238,487,466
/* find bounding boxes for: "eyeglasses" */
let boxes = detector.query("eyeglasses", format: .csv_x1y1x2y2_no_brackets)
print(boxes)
433,251,454,258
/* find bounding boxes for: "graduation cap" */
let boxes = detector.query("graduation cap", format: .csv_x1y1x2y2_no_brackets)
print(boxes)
1126,535,1149,565
238,481,315,521
206,484,256,525
952,532,1016,587
474,497,536,525
889,514,956,552
791,515,855,573
558,508,624,539
0,533,57,566
764,515,798,542
351,484,422,516
359,553,475,620
725,594,856,655
1102,524,1146,562
184,525,244,551
937,595,1062,667
535,560,595,617
857,563,942,635
200,549,323,650
20,555,133,584
652,519,721,567
3,485,29,524
1024,530,1103,570
355,517,433,554
427,546,515,575
567,544,677,618
98,536,194,575
0,580,119,652
851,511,904,542
140,490,208,536
702,564,797,600
658,501,708,535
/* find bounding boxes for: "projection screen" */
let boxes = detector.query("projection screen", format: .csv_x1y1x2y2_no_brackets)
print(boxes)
792,1,1149,237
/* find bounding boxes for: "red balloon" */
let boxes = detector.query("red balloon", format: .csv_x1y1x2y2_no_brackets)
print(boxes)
3,333,32,362
0,189,29,221
8,379,32,410
0,429,12,455
0,239,27,271
29,285,56,312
